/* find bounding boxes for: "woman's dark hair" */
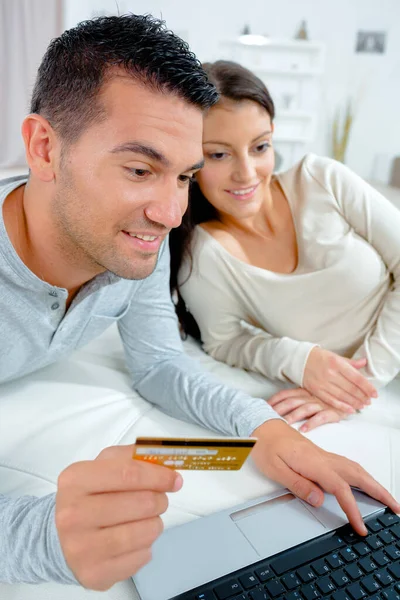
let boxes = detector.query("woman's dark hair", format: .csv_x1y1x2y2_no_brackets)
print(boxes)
169,60,275,339
31,14,218,144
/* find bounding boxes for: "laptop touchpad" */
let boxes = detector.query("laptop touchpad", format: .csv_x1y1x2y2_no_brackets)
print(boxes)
231,493,326,557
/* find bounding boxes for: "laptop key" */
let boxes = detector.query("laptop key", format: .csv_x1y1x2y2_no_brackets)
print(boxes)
331,570,351,588
346,582,367,600
249,588,268,600
301,583,320,600
358,556,377,573
390,524,400,540
311,560,330,576
316,576,336,595
340,549,358,563
344,564,364,581
375,567,395,586
367,519,383,533
238,575,259,590
332,591,352,600
270,536,345,576
360,575,381,594
378,514,400,528
326,554,346,569
341,529,362,545
372,550,391,567
254,567,274,583
353,543,370,557
385,544,400,560
366,535,384,551
387,562,400,579
214,580,243,599
379,530,396,545
285,591,303,600
297,566,316,583
265,579,285,597
282,572,302,590
381,587,400,600
197,592,215,600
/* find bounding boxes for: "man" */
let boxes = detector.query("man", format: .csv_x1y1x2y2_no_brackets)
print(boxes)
0,13,398,592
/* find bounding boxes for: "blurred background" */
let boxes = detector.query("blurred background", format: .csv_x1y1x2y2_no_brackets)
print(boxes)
1,0,400,192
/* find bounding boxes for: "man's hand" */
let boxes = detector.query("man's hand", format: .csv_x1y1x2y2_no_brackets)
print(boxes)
252,420,400,536
268,388,348,432
55,445,183,591
303,347,378,411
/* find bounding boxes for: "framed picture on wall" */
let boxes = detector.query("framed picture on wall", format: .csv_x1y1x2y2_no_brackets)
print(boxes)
355,31,386,54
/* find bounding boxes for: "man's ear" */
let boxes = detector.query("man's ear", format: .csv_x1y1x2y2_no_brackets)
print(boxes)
21,114,59,182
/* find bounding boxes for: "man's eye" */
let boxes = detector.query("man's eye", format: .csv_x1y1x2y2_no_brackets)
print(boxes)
178,174,195,184
129,168,150,178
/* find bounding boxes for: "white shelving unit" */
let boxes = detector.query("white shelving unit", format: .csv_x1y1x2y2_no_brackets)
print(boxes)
219,38,325,171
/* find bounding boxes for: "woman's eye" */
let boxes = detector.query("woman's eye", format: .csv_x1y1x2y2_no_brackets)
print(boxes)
253,142,271,154
209,152,226,160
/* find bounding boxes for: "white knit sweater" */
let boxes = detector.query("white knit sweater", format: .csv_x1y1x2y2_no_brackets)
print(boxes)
179,154,400,388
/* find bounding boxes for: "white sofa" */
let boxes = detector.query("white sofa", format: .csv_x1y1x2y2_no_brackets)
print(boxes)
1,324,400,600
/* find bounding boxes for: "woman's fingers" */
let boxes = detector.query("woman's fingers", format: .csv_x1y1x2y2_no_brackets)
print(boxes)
299,409,343,433
267,388,311,407
269,397,308,416
285,402,324,424
329,376,369,409
316,389,356,414
340,361,378,399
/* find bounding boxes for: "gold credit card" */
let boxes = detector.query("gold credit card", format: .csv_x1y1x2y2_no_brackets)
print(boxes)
132,436,257,470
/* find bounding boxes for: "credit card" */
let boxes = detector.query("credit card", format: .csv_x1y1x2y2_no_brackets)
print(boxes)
133,436,257,470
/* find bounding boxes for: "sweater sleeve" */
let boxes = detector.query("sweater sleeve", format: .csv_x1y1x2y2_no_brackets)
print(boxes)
179,237,316,386
0,492,77,584
307,156,400,388
118,240,281,438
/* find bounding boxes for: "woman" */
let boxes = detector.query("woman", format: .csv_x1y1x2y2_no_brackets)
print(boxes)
169,60,400,432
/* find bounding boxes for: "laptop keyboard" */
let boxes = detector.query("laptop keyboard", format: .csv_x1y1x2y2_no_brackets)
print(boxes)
171,509,400,600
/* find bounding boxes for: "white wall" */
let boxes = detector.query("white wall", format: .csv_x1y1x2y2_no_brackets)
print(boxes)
64,0,400,181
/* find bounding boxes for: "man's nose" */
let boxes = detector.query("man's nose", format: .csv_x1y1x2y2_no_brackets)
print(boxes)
144,186,186,231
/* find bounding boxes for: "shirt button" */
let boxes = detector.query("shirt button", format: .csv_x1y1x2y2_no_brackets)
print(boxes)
51,302,60,310
49,290,58,297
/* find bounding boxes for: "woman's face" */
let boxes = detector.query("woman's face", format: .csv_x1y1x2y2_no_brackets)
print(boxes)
196,98,274,222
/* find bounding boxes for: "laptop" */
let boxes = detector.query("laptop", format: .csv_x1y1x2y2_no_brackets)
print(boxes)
132,488,400,600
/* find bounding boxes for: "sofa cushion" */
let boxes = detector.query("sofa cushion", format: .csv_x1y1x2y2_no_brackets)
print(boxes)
0,324,399,600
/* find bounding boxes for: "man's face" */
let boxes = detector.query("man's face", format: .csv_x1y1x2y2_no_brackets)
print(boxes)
52,75,204,280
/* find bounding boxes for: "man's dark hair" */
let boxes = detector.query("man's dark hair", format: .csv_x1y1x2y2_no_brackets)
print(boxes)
30,14,218,143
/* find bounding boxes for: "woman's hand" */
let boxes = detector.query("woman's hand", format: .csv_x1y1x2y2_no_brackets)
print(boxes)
268,388,347,432
252,420,400,536
303,347,377,412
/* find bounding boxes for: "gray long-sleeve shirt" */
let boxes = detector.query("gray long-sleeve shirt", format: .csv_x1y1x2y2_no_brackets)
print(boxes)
0,176,278,585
